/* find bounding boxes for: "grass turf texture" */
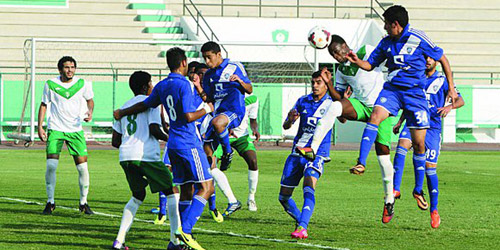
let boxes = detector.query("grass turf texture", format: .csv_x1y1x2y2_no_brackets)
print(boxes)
0,149,498,249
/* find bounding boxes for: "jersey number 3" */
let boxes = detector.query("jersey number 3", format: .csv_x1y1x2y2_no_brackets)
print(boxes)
166,95,177,121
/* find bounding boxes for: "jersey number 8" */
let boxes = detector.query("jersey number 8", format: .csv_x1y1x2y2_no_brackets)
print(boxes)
126,114,138,135
166,95,177,121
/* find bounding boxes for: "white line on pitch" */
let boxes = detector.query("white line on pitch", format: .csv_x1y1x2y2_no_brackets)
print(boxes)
0,196,349,250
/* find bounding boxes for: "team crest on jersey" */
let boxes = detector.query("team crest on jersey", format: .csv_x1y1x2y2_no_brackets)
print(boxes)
320,108,325,115
224,73,231,79
65,92,70,98
407,47,413,53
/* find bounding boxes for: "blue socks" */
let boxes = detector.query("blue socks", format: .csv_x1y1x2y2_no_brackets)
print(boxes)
178,200,191,222
393,146,408,192
218,128,233,154
413,153,426,193
182,195,207,234
159,191,167,216
278,194,301,222
208,191,216,211
299,186,316,229
426,167,439,212
358,123,379,166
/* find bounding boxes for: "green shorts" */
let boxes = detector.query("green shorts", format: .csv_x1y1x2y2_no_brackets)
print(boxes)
120,161,173,194
348,98,393,148
213,135,256,158
46,130,88,156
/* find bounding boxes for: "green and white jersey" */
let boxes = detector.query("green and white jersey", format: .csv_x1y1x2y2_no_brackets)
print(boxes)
112,95,162,162
335,45,385,107
41,76,94,132
231,94,259,138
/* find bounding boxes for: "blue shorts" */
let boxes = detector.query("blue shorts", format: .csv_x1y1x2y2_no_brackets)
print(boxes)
163,144,171,166
204,111,242,145
280,155,324,187
168,146,212,185
398,125,441,164
375,83,430,129
424,128,441,164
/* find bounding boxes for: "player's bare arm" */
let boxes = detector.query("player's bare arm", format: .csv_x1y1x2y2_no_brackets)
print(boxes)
320,68,342,100
113,102,148,120
84,99,94,122
437,96,465,118
230,74,253,94
150,124,168,141
37,102,48,141
283,109,299,130
111,130,122,148
250,118,260,141
346,51,373,71
185,102,214,122
393,114,406,134
437,54,459,105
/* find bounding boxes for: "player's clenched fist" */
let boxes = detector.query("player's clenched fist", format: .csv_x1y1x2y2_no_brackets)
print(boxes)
38,127,47,142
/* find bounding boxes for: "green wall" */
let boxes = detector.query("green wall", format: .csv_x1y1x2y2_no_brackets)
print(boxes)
0,0,67,6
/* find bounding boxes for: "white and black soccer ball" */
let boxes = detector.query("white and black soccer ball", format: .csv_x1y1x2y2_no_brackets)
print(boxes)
308,26,331,49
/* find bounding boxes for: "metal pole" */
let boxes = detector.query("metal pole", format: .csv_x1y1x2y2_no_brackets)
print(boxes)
30,38,36,142
334,0,337,18
370,0,373,18
259,0,262,17
221,0,224,16
0,73,3,143
183,0,185,16
314,47,319,71
491,72,494,85
297,0,300,18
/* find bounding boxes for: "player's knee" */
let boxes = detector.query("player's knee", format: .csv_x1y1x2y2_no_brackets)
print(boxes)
132,190,146,201
46,159,58,172
413,142,426,154
211,116,228,130
247,156,258,170
375,143,390,155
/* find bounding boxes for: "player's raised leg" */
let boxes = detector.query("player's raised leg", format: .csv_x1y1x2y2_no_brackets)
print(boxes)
392,124,412,199
410,127,429,211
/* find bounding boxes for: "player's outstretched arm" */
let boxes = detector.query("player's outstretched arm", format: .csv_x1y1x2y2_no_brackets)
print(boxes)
438,54,459,105
150,124,168,142
185,102,214,122
38,103,48,141
346,51,373,71
111,130,122,148
113,102,148,120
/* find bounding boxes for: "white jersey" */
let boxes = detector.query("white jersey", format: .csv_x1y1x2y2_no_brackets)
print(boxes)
231,94,258,138
335,45,385,107
41,76,94,132
113,95,162,162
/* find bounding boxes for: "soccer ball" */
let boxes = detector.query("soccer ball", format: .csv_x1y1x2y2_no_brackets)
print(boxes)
308,26,331,49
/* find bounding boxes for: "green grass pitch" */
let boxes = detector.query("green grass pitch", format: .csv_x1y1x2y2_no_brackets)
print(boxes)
0,149,498,249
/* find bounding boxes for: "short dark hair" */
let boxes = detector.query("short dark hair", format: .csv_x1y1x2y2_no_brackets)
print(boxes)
129,71,151,95
195,63,209,74
57,56,77,70
383,5,409,28
166,47,187,71
188,61,200,71
201,41,221,54
311,70,322,82
330,35,346,45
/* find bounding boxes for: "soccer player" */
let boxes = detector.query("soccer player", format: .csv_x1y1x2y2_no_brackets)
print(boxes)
192,41,252,216
111,71,181,250
213,94,260,212
114,47,214,250
194,41,253,172
37,56,94,215
295,35,396,222
345,5,458,222
279,71,334,239
392,56,464,228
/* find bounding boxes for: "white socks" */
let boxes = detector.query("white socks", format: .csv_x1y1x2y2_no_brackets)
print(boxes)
377,155,395,204
210,168,237,203
167,193,181,245
116,197,142,244
45,159,59,204
76,162,90,205
311,101,343,152
248,170,258,201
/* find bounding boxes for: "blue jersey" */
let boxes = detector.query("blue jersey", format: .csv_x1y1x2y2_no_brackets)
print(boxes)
290,94,334,158
144,73,201,150
367,25,444,89
425,71,461,129
202,59,251,119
